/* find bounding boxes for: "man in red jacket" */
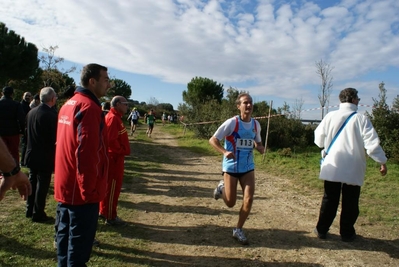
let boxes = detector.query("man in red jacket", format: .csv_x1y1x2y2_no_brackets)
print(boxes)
54,63,111,267
100,96,131,226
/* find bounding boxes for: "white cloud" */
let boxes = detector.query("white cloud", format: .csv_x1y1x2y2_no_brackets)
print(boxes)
1,0,398,109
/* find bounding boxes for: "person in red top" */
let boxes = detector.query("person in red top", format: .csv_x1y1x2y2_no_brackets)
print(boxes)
100,96,131,226
54,63,111,267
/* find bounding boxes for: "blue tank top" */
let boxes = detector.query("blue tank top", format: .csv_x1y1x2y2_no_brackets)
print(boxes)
222,116,257,173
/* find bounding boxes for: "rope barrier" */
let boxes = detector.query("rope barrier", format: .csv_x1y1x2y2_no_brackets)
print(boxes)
179,103,376,131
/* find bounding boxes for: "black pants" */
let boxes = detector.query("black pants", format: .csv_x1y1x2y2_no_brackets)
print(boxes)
26,169,52,219
20,134,27,166
316,180,361,238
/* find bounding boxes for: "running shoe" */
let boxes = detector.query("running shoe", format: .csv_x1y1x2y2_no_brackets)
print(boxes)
233,228,249,245
213,180,224,200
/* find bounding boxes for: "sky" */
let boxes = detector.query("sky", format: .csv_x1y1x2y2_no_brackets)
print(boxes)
1,0,398,119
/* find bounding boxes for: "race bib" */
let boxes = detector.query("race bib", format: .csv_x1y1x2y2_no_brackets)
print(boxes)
236,138,253,150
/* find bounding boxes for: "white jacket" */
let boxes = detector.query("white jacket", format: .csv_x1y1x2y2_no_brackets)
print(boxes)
314,103,387,186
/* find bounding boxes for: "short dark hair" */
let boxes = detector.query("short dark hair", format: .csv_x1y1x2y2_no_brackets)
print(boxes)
339,88,358,103
2,86,13,96
102,101,111,110
80,63,108,87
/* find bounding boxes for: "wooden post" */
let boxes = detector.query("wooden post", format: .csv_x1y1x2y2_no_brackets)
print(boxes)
262,100,273,162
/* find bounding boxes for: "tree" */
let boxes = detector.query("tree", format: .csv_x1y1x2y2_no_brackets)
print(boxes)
8,67,44,100
277,101,290,116
183,77,224,107
222,87,248,116
147,96,159,106
316,59,334,119
292,97,305,120
0,22,39,86
157,103,174,112
39,45,76,90
106,78,132,100
393,95,399,113
368,82,399,163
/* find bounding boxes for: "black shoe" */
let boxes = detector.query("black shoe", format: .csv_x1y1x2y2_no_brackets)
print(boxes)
32,215,53,223
341,233,356,242
105,216,126,226
314,228,327,239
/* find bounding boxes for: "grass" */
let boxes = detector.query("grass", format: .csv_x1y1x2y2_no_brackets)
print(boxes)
1,122,398,266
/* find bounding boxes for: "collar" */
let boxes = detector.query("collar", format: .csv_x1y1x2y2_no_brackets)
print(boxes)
75,86,102,107
339,102,358,112
110,107,123,117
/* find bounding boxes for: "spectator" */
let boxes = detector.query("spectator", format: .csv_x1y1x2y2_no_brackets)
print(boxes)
20,92,32,165
0,86,25,166
24,87,58,222
29,94,40,109
99,96,131,225
314,87,387,242
54,63,111,266
102,101,111,116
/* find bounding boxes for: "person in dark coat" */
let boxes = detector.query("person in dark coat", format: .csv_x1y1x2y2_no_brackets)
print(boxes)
24,87,58,222
20,92,32,165
0,87,25,166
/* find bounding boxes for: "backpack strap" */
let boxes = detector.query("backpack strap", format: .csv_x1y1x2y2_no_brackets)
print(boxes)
325,111,357,156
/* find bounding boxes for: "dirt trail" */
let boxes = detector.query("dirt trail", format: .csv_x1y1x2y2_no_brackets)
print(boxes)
127,124,399,267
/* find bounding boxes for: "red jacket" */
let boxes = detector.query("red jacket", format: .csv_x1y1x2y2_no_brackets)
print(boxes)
54,87,109,205
106,108,131,157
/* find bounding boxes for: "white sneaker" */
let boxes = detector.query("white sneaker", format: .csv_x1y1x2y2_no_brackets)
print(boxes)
233,228,249,245
213,180,224,200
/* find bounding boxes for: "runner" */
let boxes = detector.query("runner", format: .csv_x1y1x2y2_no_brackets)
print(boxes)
209,93,265,245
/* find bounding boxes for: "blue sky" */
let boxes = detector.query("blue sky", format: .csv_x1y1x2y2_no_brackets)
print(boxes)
1,0,398,119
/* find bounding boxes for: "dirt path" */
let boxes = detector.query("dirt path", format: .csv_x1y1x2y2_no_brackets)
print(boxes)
127,124,399,267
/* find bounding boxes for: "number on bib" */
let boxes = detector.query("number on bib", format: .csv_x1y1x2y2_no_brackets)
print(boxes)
236,138,253,150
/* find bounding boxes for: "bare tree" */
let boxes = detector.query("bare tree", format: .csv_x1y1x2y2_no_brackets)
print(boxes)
147,96,159,108
316,59,334,119
40,45,76,87
292,97,305,120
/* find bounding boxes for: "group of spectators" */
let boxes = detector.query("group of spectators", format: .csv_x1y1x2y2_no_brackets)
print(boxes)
0,63,131,266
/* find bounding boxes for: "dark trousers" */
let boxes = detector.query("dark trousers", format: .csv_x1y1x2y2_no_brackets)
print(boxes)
1,135,20,165
316,180,361,238
20,134,27,165
56,202,99,267
26,169,52,218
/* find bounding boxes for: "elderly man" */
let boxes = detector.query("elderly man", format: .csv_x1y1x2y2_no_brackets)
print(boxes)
314,87,387,242
99,96,131,226
24,87,58,222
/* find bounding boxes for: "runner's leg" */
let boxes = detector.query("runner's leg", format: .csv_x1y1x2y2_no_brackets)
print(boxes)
237,171,255,229
222,173,238,207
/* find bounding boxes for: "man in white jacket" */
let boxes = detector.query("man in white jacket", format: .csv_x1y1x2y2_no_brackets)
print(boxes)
314,87,387,242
